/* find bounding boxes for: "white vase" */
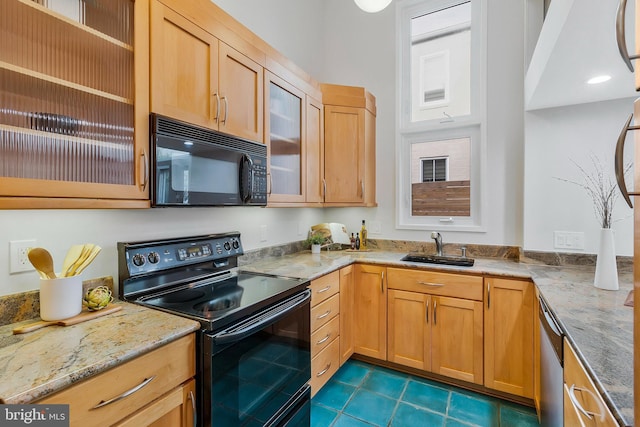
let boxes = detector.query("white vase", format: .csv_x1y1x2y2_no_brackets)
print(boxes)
594,228,619,291
311,244,321,254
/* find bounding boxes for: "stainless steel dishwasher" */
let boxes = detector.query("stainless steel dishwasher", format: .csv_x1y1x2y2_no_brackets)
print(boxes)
539,296,564,427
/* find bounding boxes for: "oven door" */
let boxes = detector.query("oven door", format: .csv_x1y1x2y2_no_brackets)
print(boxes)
201,290,311,427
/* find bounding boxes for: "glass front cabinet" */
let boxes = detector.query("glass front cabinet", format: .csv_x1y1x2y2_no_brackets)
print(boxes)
265,71,305,204
0,0,149,208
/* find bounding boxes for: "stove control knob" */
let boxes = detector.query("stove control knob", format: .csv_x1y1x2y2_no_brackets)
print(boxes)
232,240,240,250
148,252,160,264
132,253,146,267
224,241,231,251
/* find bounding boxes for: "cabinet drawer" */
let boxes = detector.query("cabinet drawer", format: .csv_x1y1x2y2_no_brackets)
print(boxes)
311,293,340,332
563,340,618,426
310,271,340,306
38,334,195,427
310,337,340,397
387,267,483,301
311,315,340,357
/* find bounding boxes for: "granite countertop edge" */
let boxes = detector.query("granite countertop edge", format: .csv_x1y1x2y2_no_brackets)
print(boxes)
0,302,200,405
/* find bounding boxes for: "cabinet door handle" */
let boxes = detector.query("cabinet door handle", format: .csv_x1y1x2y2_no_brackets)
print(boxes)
380,271,385,293
91,376,156,409
140,150,149,192
433,299,437,325
616,0,640,71
221,96,229,125
188,390,197,427
417,281,444,287
316,333,331,345
361,180,365,198
568,384,606,422
316,363,332,377
317,310,331,320
487,282,491,309
316,285,332,294
426,299,429,323
615,113,639,208
212,93,220,123
322,178,327,199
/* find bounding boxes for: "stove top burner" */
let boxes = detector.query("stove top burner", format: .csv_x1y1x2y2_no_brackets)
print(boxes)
136,271,307,330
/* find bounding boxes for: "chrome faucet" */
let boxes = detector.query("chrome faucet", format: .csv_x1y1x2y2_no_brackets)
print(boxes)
431,231,443,256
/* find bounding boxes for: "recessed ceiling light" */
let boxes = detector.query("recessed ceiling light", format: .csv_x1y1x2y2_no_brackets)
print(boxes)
587,75,611,85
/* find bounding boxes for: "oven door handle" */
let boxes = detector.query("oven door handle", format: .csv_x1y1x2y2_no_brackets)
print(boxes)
212,289,311,346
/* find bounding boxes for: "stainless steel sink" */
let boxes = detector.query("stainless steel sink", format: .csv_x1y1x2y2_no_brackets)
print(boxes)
401,253,475,267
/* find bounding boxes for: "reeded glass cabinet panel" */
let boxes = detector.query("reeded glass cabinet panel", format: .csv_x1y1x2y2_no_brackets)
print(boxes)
0,0,135,186
267,73,305,203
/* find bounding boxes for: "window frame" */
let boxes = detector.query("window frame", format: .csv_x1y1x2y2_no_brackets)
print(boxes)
421,156,448,182
396,0,487,232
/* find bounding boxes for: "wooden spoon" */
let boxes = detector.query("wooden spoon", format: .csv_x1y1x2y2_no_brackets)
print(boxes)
28,248,56,279
61,244,84,277
72,245,101,276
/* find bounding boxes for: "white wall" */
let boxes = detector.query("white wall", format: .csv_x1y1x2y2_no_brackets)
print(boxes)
524,98,635,255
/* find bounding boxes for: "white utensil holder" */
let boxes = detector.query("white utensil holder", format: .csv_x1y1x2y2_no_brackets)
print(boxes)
39,275,83,321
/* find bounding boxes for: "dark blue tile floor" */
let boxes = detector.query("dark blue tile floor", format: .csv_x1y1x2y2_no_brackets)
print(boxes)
311,360,540,427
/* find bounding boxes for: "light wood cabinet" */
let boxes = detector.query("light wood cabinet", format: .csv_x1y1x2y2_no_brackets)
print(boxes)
305,95,325,204
484,277,534,398
265,71,305,203
0,0,150,208
353,264,387,359
564,340,619,426
38,334,196,427
150,0,263,143
309,271,340,396
339,265,355,365
387,268,483,385
321,84,376,206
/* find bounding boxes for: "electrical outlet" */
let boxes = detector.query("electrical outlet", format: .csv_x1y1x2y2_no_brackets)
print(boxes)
553,231,585,250
10,239,37,274
369,221,382,234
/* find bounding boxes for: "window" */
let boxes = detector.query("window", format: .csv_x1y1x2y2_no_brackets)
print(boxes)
397,0,486,231
422,157,448,182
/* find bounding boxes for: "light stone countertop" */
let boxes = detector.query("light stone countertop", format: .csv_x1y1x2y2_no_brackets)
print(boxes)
0,302,200,404
0,249,632,426
241,250,634,426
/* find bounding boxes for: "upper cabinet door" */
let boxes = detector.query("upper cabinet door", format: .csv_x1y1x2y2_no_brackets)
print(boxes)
150,0,219,130
306,95,325,204
265,71,305,203
324,105,365,204
218,42,263,143
0,0,149,208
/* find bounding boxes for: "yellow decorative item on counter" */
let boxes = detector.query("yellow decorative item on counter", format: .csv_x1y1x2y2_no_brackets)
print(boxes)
83,286,113,311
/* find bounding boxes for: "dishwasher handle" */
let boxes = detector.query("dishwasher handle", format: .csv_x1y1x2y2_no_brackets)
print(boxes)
539,296,564,365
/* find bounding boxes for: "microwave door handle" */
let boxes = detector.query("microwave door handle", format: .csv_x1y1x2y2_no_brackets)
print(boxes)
240,154,254,202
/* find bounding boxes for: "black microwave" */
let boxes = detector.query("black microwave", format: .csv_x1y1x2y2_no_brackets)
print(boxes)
150,114,267,207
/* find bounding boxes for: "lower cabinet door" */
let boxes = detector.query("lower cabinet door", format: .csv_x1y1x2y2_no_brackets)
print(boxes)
115,379,196,427
431,296,483,385
387,289,430,371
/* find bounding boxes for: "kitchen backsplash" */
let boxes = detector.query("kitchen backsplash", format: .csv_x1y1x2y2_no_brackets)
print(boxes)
2,239,631,326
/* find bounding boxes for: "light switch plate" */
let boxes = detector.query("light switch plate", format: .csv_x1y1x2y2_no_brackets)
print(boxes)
553,231,585,250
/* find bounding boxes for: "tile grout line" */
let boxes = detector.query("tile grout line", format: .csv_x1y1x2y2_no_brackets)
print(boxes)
386,376,410,427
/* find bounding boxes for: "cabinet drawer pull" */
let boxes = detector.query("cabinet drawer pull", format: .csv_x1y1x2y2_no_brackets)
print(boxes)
188,390,197,427
417,281,444,287
317,310,331,320
615,113,639,208
316,333,331,345
568,385,606,422
316,285,332,294
316,363,332,377
91,376,156,409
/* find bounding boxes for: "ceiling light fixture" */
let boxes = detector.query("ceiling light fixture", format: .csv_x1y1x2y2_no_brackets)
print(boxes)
354,0,393,13
587,75,611,85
